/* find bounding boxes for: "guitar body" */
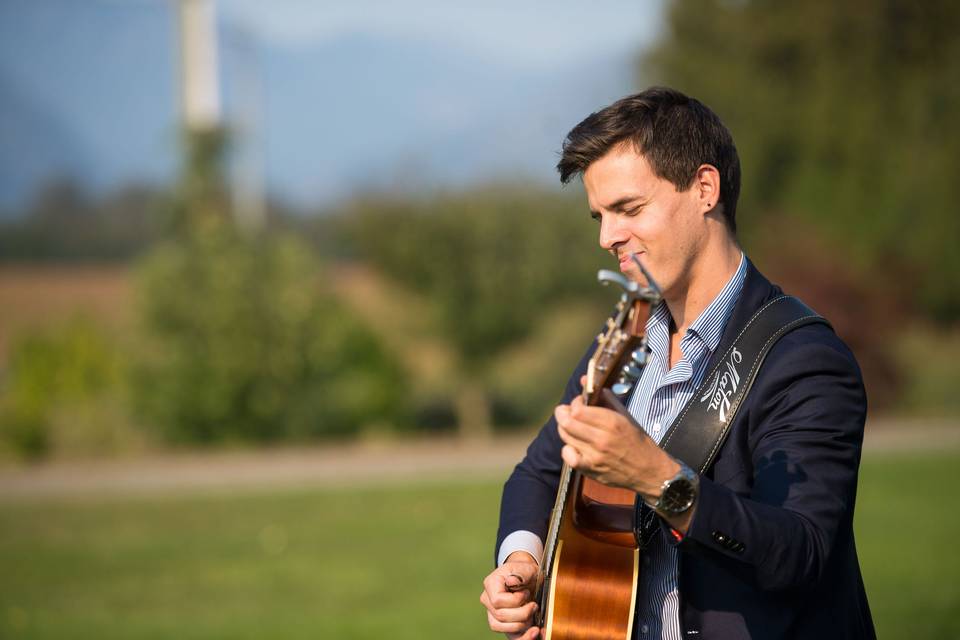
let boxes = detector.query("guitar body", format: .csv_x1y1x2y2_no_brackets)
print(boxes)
542,478,639,640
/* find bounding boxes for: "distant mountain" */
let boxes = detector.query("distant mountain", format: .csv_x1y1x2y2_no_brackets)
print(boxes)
0,1,639,215
0,0,178,214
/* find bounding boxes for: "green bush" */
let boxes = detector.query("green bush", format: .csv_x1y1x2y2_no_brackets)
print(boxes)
133,225,407,444
0,317,126,460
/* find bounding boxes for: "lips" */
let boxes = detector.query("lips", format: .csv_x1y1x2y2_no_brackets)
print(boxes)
618,251,643,268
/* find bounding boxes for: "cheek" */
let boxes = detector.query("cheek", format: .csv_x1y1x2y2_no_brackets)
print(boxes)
624,217,655,243
663,207,700,250
645,214,691,287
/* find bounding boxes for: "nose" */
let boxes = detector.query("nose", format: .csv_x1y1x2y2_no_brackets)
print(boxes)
598,213,627,252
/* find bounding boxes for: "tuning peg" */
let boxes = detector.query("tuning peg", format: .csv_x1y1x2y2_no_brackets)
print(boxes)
621,363,643,380
611,382,633,396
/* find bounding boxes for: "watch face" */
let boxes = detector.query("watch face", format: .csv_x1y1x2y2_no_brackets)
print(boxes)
657,465,699,515
660,478,696,514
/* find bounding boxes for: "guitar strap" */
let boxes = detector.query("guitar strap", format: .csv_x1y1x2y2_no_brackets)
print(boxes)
633,295,829,549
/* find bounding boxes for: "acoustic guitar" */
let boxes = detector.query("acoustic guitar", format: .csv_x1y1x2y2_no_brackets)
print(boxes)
534,258,662,640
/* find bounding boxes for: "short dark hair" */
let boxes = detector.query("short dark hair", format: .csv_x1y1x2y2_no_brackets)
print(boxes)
557,87,741,232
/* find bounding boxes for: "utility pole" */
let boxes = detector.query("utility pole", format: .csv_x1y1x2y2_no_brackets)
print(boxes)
173,0,228,235
177,0,265,232
177,0,221,132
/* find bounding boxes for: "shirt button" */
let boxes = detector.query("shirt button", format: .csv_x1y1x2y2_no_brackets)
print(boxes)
641,624,649,634
653,422,661,434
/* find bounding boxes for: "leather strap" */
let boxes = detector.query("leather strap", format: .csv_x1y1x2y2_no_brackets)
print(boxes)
633,295,829,547
660,295,828,472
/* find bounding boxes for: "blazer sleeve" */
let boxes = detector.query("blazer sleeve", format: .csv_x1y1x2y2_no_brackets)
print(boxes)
670,324,868,592
494,338,596,563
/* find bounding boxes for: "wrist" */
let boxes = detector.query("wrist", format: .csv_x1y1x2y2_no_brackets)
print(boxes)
637,458,683,504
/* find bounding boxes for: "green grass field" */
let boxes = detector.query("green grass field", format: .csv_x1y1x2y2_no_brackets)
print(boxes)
1,450,958,639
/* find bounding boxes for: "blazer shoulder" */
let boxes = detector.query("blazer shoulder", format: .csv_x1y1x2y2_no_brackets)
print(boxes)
751,319,864,398
744,320,867,442
769,314,862,375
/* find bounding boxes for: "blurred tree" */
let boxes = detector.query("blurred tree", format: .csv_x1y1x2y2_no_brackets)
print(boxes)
132,126,408,444
341,187,608,438
134,229,406,443
168,127,232,238
643,0,960,321
0,179,165,262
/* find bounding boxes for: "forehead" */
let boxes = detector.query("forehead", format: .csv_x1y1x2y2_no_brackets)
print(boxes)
583,144,667,211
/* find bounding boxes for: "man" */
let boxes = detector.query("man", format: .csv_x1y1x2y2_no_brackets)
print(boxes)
480,87,874,639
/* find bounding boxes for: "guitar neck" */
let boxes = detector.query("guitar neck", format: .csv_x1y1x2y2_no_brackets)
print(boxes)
537,461,572,604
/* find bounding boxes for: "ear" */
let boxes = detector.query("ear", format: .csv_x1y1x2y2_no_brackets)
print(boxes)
693,164,721,215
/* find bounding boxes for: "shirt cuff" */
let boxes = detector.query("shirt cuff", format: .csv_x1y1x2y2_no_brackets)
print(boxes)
497,530,544,567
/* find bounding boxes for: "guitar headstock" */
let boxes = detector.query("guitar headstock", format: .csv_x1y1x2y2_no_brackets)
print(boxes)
582,256,662,405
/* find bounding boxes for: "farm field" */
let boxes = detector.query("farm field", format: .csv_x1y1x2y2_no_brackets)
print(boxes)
0,264,133,362
1,449,958,639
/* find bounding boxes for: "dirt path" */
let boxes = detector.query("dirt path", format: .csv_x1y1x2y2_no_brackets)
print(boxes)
0,435,532,501
0,419,957,501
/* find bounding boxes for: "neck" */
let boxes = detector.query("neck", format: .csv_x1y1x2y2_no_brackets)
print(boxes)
664,237,742,335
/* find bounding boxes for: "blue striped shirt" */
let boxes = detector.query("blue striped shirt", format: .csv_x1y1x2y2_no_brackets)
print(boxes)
627,252,747,640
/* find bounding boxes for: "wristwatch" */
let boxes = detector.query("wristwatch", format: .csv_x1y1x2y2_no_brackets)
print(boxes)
653,461,699,516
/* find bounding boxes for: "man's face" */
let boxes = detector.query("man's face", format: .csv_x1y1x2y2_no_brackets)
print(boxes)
583,144,706,298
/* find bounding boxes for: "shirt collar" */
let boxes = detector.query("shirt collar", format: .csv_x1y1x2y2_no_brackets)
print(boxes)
686,251,747,352
645,252,747,355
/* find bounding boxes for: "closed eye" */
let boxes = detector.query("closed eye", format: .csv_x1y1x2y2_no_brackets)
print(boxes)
590,211,601,222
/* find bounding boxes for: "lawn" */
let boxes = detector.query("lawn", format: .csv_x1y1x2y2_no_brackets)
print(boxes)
0,450,957,639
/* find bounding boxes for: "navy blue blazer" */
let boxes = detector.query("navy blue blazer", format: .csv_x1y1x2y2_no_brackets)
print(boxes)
496,261,875,639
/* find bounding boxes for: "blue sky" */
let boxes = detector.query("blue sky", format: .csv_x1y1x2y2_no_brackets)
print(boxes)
2,1,666,211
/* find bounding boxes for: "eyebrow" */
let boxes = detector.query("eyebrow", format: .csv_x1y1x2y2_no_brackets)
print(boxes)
589,196,647,216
